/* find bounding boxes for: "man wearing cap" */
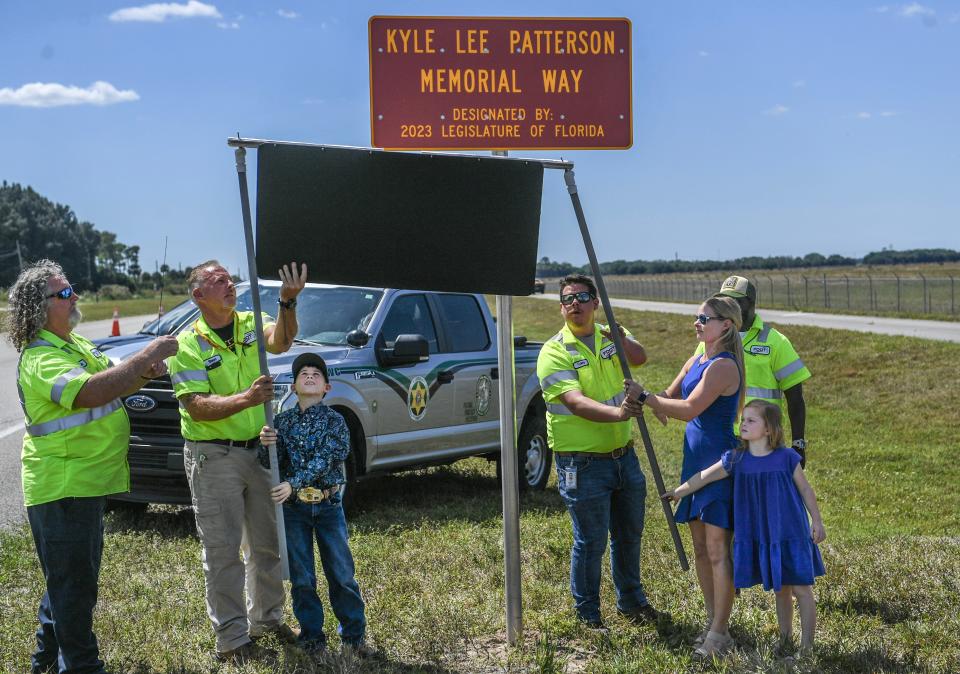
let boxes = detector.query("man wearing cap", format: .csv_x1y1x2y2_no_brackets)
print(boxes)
168,259,306,663
537,274,660,631
258,353,371,657
714,275,812,465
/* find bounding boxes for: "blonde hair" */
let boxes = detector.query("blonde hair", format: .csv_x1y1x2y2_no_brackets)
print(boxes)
703,295,745,415
740,399,786,450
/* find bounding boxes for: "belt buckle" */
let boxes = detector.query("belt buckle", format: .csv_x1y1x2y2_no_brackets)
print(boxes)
612,445,627,459
298,487,324,503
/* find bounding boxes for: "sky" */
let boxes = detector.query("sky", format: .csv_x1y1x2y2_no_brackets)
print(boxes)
1,1,958,278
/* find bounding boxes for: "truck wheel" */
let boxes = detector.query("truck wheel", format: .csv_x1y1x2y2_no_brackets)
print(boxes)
498,411,551,491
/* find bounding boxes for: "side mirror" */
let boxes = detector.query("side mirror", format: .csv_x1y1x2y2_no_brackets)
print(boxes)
377,333,429,367
346,329,370,347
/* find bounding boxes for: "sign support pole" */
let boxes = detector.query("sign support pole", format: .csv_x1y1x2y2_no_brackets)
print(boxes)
492,149,523,647
562,168,689,571
234,146,290,580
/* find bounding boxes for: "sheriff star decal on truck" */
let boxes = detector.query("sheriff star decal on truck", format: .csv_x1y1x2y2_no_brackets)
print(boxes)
408,376,429,420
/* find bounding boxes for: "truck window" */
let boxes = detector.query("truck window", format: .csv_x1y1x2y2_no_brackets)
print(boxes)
436,294,490,352
381,294,439,353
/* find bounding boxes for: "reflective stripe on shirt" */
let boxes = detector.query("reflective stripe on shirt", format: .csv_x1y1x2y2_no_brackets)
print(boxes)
171,369,209,385
50,367,87,404
26,398,123,437
774,359,806,381
746,386,783,400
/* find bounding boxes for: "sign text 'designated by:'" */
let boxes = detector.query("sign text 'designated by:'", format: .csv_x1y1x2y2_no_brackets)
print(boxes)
368,16,632,150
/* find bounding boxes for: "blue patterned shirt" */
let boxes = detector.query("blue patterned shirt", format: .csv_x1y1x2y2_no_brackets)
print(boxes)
259,402,351,490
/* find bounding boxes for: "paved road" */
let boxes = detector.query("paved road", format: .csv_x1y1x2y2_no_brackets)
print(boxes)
0,314,154,531
534,294,960,343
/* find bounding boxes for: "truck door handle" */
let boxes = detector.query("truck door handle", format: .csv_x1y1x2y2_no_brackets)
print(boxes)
491,368,499,380
437,370,454,384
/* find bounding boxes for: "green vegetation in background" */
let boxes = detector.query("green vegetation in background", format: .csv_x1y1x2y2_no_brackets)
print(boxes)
1,297,957,673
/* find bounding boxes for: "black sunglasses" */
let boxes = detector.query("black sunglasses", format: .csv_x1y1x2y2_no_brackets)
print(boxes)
46,286,76,300
560,291,595,306
695,313,721,325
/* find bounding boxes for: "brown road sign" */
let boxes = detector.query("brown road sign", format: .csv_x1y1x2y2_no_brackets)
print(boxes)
369,16,632,150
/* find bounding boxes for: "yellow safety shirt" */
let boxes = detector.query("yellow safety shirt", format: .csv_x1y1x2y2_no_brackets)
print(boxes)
169,310,275,442
537,323,633,454
695,314,811,408
18,328,130,506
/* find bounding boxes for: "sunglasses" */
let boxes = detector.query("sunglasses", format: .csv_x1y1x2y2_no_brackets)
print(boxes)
695,313,721,325
560,291,595,306
46,286,76,300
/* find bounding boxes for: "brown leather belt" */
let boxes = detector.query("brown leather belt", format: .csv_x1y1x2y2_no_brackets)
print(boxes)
558,443,633,460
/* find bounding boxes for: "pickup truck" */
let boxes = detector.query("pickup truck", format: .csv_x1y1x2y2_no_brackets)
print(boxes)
95,281,550,508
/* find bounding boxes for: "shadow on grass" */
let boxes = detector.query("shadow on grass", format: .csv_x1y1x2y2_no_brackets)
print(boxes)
816,646,916,673
819,594,915,625
348,464,567,531
105,504,198,540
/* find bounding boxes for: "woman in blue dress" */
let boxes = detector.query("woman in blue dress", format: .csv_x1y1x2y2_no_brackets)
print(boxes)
663,399,826,656
625,295,744,658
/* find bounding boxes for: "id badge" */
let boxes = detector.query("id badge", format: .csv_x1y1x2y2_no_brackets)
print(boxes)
563,465,578,490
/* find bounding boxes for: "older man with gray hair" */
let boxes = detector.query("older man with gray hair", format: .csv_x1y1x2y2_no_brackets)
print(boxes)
8,259,178,674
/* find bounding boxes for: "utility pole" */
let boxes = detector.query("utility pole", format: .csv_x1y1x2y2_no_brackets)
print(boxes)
16,239,23,270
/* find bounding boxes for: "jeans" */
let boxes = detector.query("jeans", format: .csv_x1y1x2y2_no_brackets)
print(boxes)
283,499,366,647
27,496,107,674
556,447,649,622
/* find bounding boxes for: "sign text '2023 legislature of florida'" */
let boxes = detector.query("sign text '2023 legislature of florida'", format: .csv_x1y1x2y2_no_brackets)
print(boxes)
368,16,632,150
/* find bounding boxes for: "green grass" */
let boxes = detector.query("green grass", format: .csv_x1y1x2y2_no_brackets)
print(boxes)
2,297,958,673
76,295,189,322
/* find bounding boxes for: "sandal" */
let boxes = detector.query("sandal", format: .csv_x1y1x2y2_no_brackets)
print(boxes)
692,615,714,647
693,630,733,660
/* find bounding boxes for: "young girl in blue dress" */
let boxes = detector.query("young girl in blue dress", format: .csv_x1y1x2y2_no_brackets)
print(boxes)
663,399,826,653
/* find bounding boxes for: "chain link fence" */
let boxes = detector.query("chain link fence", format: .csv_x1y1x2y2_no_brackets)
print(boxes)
602,273,959,316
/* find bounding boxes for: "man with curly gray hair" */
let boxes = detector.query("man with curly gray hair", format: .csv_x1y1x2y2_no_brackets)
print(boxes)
9,259,179,674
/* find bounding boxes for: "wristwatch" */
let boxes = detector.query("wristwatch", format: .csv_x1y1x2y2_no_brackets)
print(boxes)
792,439,807,451
278,297,297,310
636,389,650,404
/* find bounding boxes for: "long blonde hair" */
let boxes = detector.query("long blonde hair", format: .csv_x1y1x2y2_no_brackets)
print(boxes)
704,295,745,414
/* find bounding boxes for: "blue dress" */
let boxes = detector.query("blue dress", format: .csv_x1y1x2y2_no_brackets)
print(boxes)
673,351,739,529
721,448,826,591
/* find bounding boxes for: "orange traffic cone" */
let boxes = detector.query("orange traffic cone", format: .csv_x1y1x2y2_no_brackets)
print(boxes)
111,307,120,337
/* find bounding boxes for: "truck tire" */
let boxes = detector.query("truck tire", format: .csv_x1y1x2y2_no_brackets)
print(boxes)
498,408,551,491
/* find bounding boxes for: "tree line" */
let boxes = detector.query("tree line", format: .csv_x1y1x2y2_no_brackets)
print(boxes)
0,182,189,291
536,248,960,278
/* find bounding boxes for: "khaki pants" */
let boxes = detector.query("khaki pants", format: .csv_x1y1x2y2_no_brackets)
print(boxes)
184,441,285,652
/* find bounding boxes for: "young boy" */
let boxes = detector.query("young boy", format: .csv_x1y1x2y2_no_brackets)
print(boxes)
259,353,370,656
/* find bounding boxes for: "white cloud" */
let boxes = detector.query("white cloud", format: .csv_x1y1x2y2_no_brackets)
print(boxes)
216,21,239,29
763,104,789,116
109,0,220,23
857,112,872,119
0,81,140,107
880,110,899,117
900,2,934,17
793,79,806,88
278,9,299,19
698,50,710,57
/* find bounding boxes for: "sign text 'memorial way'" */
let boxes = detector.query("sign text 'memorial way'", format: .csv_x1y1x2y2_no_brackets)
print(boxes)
369,16,632,150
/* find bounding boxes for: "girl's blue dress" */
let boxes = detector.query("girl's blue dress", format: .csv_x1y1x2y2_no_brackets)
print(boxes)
721,448,826,591
674,352,739,529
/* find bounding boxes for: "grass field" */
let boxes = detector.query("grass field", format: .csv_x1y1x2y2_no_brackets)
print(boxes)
75,295,190,322
2,297,958,673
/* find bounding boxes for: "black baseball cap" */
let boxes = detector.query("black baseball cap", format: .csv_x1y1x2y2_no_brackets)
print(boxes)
292,353,329,381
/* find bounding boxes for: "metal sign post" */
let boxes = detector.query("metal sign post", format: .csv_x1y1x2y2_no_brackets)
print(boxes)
561,168,688,570
233,145,290,580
